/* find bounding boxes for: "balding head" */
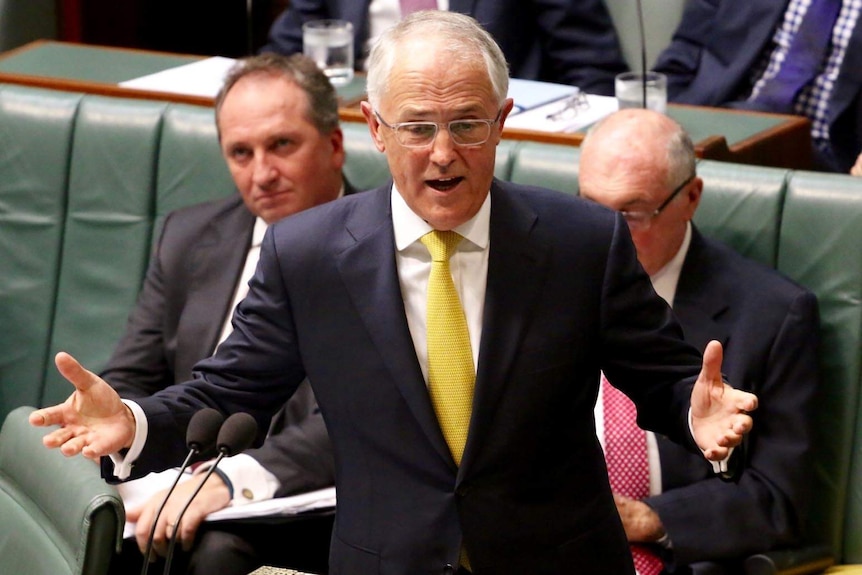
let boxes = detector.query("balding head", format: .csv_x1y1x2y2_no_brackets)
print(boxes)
579,109,702,275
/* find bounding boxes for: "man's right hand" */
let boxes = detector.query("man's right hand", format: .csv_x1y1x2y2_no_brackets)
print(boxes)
29,351,136,460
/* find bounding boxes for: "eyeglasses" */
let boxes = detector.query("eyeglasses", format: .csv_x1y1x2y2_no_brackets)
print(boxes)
374,109,503,148
619,174,695,230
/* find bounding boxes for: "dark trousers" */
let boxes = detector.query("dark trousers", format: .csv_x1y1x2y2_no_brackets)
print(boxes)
110,513,334,575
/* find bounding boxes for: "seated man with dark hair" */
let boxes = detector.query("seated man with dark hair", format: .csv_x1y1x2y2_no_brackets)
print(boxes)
105,52,348,575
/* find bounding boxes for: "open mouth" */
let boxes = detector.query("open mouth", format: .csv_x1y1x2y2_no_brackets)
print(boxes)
426,177,464,191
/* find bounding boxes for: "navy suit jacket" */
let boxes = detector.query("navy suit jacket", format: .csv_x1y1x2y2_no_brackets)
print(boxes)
652,0,862,172
127,181,712,575
101,194,335,496
647,228,819,565
261,0,628,95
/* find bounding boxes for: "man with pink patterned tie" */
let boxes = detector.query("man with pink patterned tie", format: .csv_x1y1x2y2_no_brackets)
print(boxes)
580,108,820,574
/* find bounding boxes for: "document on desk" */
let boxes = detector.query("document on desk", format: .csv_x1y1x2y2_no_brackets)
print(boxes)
119,56,237,98
507,78,582,115
505,93,619,134
118,469,336,539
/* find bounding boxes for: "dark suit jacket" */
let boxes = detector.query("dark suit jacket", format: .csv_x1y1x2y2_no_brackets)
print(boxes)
101,194,335,497
261,0,628,95
644,228,820,566
127,181,713,575
652,0,862,172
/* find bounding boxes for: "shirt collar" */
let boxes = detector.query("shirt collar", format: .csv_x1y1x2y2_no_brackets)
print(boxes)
252,217,268,248
391,183,491,252
650,221,692,307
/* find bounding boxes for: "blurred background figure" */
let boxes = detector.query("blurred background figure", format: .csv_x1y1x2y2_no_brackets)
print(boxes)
653,0,862,173
260,0,628,95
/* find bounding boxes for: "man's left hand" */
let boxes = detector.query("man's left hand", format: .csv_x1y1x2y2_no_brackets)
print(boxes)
614,494,665,543
690,340,758,461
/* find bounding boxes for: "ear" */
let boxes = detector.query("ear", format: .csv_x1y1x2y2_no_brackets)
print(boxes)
329,127,346,170
493,98,516,143
684,176,704,220
361,101,386,152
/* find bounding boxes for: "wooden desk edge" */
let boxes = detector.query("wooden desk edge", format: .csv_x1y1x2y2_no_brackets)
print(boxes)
0,41,813,169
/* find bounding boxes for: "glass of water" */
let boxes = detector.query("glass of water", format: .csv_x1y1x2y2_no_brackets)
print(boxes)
615,72,667,113
303,19,354,86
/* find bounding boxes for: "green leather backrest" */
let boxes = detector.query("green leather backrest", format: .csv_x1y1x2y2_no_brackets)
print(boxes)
780,173,862,562
0,86,79,421
155,103,234,222
40,96,167,408
694,160,788,268
342,120,391,191
6,83,862,567
0,406,123,575
509,141,581,195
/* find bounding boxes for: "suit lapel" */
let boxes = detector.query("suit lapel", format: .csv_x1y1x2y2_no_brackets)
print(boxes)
182,198,255,362
672,228,731,353
460,182,549,474
336,186,454,467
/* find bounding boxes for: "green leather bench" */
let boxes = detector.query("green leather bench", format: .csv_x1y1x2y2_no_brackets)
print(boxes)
1,83,861,573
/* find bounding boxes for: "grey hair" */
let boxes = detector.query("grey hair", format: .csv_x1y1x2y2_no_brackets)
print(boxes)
214,52,339,136
365,10,510,110
664,122,696,186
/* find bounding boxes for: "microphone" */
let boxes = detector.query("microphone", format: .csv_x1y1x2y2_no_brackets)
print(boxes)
162,412,258,575
139,408,224,575
636,0,648,108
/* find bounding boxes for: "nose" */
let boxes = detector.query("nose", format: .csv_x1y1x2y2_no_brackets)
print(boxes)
252,153,278,188
428,125,457,167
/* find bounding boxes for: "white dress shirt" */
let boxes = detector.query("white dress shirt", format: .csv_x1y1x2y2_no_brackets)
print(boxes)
391,184,490,381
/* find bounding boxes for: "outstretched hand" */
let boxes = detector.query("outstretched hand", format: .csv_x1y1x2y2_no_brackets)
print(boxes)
690,340,758,461
29,352,136,460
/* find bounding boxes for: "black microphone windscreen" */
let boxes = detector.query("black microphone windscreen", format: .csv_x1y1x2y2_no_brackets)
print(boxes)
186,408,224,452
216,412,258,456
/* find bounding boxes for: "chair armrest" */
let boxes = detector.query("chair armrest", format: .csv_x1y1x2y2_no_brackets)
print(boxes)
744,544,835,575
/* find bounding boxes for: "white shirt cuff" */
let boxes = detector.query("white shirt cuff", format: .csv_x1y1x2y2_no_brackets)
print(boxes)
194,453,280,506
109,399,148,480
688,407,733,473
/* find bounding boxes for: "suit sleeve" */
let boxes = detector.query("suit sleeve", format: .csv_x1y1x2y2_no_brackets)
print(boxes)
260,0,331,56
530,0,628,95
652,0,722,98
100,216,175,399
647,290,820,565
245,380,336,497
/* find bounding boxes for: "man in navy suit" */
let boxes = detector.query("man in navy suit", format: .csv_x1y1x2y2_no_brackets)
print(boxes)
261,0,628,95
104,53,344,575
653,0,862,173
579,109,819,573
32,12,757,575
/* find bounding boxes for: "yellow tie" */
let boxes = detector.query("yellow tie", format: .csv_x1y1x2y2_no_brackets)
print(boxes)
421,230,475,466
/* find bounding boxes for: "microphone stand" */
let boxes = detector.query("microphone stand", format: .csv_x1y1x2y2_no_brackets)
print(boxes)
636,0,648,108
161,452,229,575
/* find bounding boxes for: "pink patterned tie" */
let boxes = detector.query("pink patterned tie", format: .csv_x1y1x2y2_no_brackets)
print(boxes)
602,374,665,575
399,0,438,16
